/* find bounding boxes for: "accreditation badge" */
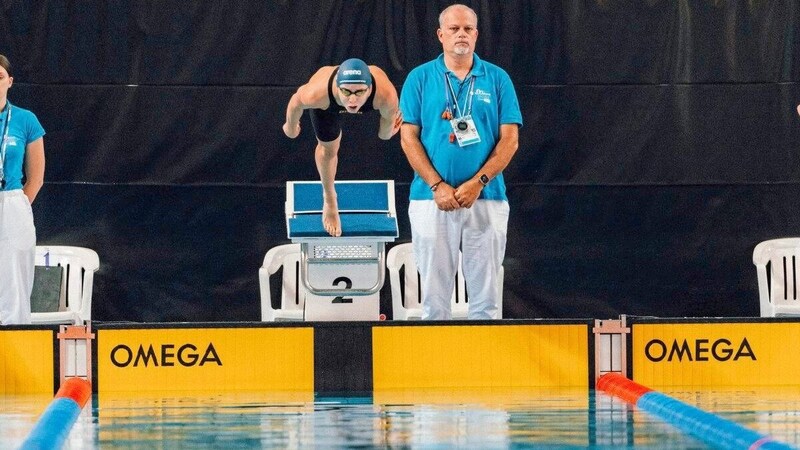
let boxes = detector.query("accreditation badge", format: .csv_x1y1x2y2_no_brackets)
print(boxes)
449,115,481,147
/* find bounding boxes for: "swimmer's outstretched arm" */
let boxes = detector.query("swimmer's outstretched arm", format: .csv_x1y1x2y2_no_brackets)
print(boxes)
371,66,402,140
283,67,333,138
283,91,305,138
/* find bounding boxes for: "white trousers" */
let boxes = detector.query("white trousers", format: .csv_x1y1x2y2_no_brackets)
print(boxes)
408,200,509,320
0,190,35,325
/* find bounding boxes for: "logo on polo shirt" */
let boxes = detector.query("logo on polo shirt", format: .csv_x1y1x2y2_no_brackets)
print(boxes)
475,89,492,104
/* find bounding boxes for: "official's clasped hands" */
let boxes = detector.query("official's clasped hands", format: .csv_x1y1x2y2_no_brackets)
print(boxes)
434,179,482,211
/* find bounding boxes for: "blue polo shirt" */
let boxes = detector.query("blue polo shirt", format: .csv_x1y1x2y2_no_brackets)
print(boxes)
0,102,45,191
400,53,522,201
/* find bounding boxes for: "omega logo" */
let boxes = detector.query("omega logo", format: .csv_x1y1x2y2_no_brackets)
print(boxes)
644,338,756,362
110,343,222,367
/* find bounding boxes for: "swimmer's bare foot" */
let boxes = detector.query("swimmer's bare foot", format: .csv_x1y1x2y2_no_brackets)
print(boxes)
322,197,341,237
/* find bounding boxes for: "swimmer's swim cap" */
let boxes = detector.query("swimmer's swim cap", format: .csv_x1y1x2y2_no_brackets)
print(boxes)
336,58,372,86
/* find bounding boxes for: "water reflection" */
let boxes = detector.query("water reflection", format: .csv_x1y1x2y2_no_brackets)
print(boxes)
4,388,800,448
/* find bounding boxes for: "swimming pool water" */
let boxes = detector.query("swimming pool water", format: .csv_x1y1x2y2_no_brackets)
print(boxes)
3,388,799,448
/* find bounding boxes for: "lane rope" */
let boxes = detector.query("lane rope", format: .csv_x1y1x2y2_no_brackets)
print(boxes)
21,378,92,450
597,373,794,450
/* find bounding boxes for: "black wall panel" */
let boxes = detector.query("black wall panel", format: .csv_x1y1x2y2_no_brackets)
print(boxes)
3,1,799,85
3,1,800,321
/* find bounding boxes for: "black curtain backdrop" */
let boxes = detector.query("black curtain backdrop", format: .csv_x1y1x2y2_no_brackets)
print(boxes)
2,1,800,321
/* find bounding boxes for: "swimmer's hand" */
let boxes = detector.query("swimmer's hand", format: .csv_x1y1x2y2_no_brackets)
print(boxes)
283,122,301,139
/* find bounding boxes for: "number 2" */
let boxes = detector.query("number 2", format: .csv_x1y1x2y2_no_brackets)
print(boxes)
331,276,353,304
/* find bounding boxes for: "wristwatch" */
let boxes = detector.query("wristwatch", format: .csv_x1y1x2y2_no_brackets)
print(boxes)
478,174,490,186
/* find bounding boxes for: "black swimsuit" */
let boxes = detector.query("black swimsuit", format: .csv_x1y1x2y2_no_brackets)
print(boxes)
309,67,377,142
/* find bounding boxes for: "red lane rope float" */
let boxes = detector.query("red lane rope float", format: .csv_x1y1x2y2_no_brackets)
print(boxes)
596,372,652,405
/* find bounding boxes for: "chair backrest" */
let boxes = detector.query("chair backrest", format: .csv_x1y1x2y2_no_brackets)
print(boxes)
753,238,800,317
259,244,307,321
32,246,100,324
387,243,503,320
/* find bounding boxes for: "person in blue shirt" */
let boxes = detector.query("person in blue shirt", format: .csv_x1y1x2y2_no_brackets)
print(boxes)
0,54,46,325
283,58,402,237
399,4,522,320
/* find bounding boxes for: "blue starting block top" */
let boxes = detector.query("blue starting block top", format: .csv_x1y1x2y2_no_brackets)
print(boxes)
289,214,397,238
286,180,398,240
292,182,390,212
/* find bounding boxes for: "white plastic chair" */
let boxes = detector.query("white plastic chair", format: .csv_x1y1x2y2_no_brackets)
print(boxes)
259,244,307,321
753,238,800,317
31,246,99,325
387,242,503,320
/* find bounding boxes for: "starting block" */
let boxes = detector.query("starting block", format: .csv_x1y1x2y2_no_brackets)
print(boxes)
286,180,398,320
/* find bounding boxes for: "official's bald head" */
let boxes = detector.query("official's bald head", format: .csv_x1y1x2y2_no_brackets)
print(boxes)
438,4,478,28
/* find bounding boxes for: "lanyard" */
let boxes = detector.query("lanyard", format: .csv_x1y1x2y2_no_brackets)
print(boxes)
444,73,475,119
0,102,11,183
